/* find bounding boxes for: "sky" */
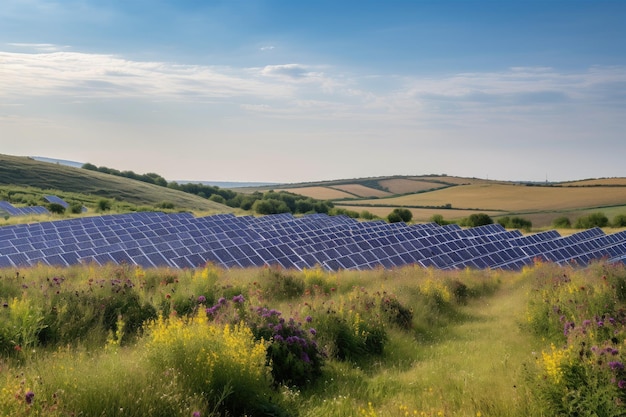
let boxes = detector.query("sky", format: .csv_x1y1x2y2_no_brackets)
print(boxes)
1,0,626,184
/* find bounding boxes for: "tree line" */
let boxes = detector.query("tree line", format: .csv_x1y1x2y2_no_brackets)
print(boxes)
82,163,335,216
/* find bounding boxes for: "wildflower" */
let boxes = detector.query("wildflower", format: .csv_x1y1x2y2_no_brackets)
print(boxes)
25,391,34,405
309,328,317,336
218,297,226,305
609,361,624,371
619,380,626,389
197,295,206,304
582,320,591,327
193,412,201,417
306,315,313,323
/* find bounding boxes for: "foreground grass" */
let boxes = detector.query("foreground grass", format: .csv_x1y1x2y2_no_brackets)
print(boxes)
1,262,625,416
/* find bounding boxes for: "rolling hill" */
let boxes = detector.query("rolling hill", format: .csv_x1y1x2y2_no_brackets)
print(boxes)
0,154,233,213
261,175,626,228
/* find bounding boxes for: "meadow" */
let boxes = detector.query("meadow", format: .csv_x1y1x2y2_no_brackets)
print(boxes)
2,260,626,416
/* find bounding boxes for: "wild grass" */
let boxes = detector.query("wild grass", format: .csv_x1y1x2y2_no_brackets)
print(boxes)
1,261,625,416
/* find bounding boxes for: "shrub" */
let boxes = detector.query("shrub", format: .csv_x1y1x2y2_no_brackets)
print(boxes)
498,216,532,231
574,212,609,229
613,214,626,228
553,216,572,228
145,310,277,416
47,203,65,214
388,208,412,223
206,295,325,388
97,199,112,212
69,201,83,214
465,213,493,227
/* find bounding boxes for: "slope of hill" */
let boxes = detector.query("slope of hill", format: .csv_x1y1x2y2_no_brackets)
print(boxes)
0,154,233,213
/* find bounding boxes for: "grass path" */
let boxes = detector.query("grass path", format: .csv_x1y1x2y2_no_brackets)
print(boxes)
380,277,545,417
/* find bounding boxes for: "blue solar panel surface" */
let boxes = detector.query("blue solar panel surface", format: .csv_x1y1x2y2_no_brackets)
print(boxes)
1,212,626,270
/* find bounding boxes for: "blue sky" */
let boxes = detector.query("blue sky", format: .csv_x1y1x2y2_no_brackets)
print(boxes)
1,1,625,183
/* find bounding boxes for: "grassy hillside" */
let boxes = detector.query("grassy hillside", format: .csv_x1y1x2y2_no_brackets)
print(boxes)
0,154,233,213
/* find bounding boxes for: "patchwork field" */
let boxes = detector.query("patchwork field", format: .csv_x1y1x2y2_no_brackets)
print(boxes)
377,178,449,194
352,183,626,212
329,184,392,198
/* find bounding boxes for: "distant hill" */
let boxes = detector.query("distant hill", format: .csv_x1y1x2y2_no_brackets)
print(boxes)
255,175,626,228
176,180,279,189
0,154,233,213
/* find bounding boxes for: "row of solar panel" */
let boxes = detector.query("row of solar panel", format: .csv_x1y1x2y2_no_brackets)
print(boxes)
1,211,626,271
0,201,50,217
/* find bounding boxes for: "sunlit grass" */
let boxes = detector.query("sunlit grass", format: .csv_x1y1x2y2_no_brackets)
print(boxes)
1,261,625,416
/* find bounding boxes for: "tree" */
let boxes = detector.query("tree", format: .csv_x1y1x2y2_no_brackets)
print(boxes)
466,213,493,227
553,216,571,228
388,208,412,223
574,212,609,229
97,199,112,212
613,214,626,228
47,203,66,214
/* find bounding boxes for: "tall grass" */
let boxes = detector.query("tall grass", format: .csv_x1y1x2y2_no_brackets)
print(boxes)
1,261,624,416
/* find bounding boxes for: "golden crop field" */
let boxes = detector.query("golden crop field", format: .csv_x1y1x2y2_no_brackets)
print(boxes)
377,178,449,194
560,178,626,186
330,183,392,198
353,183,626,212
281,186,355,200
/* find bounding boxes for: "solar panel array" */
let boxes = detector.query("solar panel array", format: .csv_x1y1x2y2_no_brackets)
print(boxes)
44,195,70,208
0,201,50,217
1,211,626,271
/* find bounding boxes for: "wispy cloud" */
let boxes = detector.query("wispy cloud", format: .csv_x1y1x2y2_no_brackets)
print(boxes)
1,49,625,126
260,45,275,51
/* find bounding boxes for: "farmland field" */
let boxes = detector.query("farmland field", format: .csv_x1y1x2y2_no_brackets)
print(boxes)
377,178,449,194
329,183,392,198
353,183,626,212
280,186,356,200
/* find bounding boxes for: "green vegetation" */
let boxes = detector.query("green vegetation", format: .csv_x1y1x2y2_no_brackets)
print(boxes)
388,207,413,223
0,154,231,213
2,261,625,416
497,216,532,232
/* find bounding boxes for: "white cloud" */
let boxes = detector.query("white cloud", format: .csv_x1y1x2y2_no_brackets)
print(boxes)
260,45,275,51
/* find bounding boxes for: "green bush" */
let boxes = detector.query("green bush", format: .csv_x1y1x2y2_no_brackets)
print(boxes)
553,216,572,228
465,213,493,227
574,212,609,229
388,208,412,223
612,214,626,227
47,203,66,214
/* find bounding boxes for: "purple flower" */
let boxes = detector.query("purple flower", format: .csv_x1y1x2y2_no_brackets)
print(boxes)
232,295,245,303
305,315,313,323
609,361,624,371
25,391,34,405
619,380,626,389
309,328,317,336
218,297,227,305
582,320,591,327
597,321,604,327
301,352,311,363
197,295,206,304
193,412,201,417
